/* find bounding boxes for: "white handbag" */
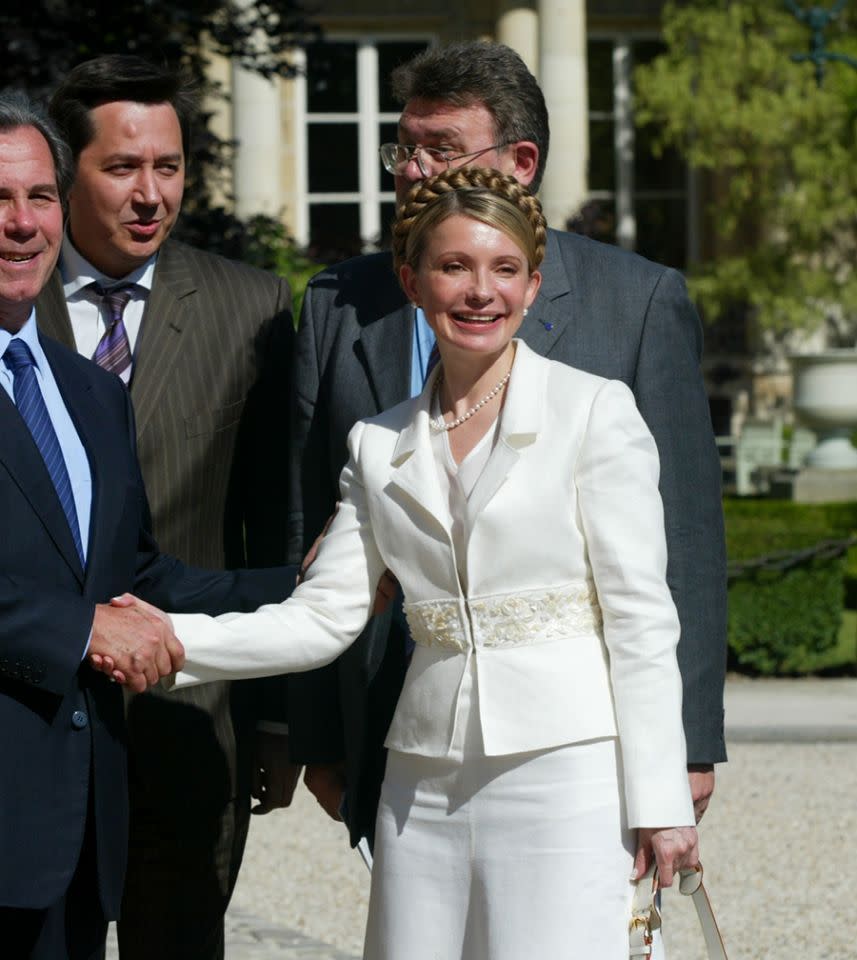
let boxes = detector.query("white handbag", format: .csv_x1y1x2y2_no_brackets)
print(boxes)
630,863,728,959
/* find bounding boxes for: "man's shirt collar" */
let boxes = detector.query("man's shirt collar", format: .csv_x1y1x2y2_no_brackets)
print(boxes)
0,309,48,375
60,233,157,299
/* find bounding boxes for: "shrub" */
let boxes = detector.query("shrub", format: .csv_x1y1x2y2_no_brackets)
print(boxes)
724,499,857,673
635,2,857,341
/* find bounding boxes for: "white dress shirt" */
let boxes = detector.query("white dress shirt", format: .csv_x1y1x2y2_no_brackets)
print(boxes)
60,234,156,359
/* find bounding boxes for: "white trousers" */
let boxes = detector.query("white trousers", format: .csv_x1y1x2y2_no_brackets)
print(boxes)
363,661,636,959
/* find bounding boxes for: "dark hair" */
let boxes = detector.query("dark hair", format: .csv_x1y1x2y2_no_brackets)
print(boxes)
390,42,550,193
0,91,74,205
48,55,196,163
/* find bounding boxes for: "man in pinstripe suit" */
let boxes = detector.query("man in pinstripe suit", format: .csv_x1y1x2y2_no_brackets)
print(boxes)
35,55,297,960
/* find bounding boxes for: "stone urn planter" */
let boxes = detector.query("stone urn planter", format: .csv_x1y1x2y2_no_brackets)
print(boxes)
790,351,857,468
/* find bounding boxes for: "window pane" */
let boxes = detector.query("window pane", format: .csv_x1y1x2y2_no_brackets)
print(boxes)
378,42,430,112
635,123,686,192
307,42,357,113
378,120,398,192
378,201,398,249
308,123,359,193
309,203,362,263
632,41,682,191
568,198,617,245
633,40,667,69
587,40,614,113
635,197,687,270
588,119,615,191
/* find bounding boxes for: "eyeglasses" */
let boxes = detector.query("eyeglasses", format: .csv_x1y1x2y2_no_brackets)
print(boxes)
379,143,506,178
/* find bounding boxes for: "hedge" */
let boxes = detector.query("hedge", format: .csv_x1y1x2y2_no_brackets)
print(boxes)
723,500,857,674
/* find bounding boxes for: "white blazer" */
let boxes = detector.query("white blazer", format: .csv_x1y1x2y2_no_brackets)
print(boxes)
171,341,693,827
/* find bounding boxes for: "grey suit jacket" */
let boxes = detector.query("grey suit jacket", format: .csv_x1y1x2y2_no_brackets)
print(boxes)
288,229,727,845
36,238,294,803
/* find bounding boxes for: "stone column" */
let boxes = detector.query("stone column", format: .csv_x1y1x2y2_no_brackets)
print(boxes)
613,39,634,250
202,49,232,208
537,0,588,229
232,63,282,217
497,0,539,76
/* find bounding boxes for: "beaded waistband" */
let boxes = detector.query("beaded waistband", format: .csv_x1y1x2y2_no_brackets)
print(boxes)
404,582,602,653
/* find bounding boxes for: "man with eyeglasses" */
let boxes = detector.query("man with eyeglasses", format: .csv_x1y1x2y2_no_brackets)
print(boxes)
287,41,727,852
379,141,508,179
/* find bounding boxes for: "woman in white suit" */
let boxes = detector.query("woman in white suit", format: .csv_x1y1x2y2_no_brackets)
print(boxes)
102,168,698,957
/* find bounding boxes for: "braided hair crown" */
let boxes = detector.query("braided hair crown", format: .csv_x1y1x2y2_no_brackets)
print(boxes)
392,167,547,276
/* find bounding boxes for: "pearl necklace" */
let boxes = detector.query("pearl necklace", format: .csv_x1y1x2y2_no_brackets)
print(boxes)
429,368,512,432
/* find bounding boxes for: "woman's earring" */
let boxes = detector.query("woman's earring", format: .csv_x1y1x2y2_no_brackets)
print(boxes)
523,307,529,317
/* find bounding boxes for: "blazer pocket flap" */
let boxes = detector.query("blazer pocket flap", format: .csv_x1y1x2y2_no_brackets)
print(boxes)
184,399,246,438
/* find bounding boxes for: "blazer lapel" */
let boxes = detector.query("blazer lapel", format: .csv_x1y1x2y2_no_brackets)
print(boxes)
463,441,521,535
130,241,196,437
464,340,544,529
34,270,76,349
388,373,451,540
0,351,85,583
358,302,414,412
519,228,580,359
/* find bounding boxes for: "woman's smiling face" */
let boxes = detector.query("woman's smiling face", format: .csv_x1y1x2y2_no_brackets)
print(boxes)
400,213,541,363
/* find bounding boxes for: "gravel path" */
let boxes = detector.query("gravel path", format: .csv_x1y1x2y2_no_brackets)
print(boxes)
662,742,857,960
231,788,369,957
229,741,857,959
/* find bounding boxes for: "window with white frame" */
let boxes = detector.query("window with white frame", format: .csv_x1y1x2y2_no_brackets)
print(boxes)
296,36,432,261
585,36,695,270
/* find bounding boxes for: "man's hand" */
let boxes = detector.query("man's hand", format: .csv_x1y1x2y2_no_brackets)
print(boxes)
251,731,303,815
688,764,715,822
299,508,397,616
298,510,337,585
304,763,347,822
88,594,184,693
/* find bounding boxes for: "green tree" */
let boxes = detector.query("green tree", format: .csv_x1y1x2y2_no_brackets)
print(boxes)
2,1,318,93
1,1,323,288
635,1,857,340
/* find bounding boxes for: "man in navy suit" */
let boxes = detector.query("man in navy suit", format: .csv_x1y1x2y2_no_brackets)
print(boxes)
0,94,294,960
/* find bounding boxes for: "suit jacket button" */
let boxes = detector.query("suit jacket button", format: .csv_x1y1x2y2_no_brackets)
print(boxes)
71,710,89,730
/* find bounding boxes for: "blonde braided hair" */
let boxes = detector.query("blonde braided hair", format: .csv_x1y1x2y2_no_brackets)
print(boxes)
391,167,547,277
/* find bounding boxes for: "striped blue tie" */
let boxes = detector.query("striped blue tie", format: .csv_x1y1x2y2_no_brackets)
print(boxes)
4,339,85,566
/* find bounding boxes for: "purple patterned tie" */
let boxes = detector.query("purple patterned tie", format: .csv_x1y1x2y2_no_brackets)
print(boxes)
92,284,134,384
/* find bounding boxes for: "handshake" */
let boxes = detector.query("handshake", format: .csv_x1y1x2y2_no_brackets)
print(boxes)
89,594,184,692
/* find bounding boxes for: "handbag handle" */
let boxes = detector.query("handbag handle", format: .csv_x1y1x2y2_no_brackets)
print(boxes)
630,862,729,959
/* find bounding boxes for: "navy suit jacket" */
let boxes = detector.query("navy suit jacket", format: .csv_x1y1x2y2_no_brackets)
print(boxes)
0,332,294,915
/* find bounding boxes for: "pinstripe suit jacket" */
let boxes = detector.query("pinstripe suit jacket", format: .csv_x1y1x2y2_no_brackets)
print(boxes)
35,238,294,802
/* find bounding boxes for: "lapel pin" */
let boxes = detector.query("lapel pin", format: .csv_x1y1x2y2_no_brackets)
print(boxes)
527,306,553,332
